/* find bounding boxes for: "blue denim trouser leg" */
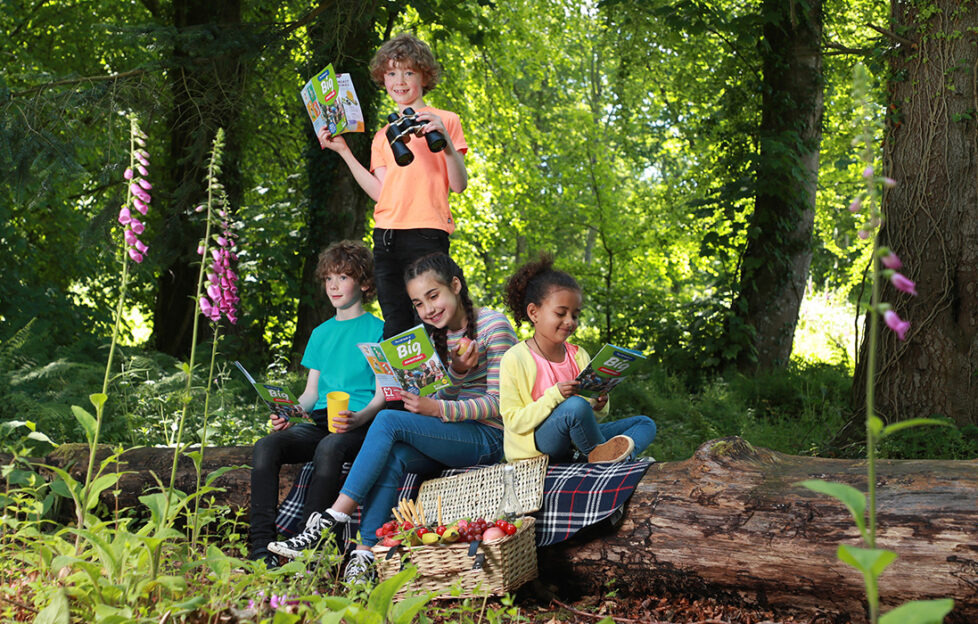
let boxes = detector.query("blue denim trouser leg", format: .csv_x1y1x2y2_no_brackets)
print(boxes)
595,415,657,458
534,396,658,461
533,396,604,461
339,409,503,545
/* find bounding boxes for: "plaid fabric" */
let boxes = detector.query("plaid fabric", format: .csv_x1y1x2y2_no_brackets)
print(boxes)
275,459,653,546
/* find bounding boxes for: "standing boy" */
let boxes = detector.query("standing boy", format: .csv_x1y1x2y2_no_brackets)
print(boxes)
319,33,468,339
248,240,385,567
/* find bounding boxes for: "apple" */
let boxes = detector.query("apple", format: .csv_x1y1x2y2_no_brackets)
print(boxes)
456,336,473,356
380,536,402,547
483,526,507,543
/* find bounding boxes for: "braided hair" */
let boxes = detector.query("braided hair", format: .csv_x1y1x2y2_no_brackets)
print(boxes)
504,253,580,327
404,253,478,363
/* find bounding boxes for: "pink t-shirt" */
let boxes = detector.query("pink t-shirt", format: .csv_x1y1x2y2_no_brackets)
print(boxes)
529,343,580,401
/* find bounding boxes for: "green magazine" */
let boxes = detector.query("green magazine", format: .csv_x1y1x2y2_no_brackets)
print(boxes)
574,344,646,398
358,324,451,399
233,361,313,424
300,63,364,138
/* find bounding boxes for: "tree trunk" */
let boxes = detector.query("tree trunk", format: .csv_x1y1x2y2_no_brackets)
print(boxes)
853,2,978,427
730,0,824,371
37,438,977,623
288,5,384,367
152,0,246,357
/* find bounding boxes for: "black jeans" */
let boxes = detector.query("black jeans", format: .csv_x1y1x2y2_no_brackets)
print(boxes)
249,415,369,557
373,228,450,339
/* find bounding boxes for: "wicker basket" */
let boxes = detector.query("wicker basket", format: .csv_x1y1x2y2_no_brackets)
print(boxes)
373,455,548,598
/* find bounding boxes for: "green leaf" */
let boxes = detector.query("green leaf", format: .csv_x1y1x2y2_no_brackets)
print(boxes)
40,464,81,505
32,588,69,624
71,405,97,444
149,575,187,595
837,544,897,578
26,431,56,446
879,599,954,624
881,418,954,438
168,595,208,612
318,612,347,624
204,464,244,487
797,479,867,541
389,591,435,624
85,473,122,510
868,415,884,438
89,393,108,411
367,565,418,618
205,544,231,582
93,604,133,624
271,610,301,624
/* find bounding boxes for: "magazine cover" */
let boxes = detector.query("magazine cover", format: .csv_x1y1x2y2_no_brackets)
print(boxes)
575,345,646,398
300,63,364,138
233,361,313,424
358,324,451,398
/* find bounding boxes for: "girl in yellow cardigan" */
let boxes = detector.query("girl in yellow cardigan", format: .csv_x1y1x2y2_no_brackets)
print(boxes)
499,254,656,463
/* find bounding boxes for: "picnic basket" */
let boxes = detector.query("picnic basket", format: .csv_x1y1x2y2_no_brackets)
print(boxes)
372,455,548,598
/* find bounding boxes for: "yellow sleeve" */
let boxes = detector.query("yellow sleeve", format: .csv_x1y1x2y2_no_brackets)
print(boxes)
500,345,566,435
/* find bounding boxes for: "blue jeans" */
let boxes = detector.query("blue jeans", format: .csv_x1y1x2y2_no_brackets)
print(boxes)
339,409,503,546
533,396,657,461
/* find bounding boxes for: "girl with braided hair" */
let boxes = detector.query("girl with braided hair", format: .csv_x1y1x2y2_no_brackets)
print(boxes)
499,254,656,463
269,252,516,583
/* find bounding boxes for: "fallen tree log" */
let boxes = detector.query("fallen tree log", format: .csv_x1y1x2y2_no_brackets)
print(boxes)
29,438,978,623
537,437,978,624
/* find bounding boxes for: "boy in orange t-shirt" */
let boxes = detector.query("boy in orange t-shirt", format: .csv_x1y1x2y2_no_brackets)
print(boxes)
320,33,468,339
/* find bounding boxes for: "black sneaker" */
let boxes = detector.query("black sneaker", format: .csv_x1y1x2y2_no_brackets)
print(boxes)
268,511,344,559
343,550,377,585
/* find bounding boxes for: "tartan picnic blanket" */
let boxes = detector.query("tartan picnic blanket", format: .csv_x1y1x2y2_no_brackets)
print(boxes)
275,458,653,547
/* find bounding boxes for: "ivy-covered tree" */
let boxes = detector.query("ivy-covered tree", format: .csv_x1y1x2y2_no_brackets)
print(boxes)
728,0,825,371
855,0,978,427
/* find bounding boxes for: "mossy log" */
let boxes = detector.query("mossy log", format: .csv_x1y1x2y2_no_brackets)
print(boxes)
23,437,978,622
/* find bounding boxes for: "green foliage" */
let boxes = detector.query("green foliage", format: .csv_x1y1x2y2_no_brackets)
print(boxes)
619,360,852,462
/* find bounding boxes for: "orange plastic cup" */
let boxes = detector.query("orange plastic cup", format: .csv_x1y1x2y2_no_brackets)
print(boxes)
326,391,349,433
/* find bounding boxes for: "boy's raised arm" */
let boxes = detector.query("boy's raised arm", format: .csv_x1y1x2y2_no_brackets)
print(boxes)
318,130,385,201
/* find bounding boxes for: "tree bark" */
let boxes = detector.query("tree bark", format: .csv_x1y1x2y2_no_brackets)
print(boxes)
36,438,977,623
288,4,384,367
152,0,246,357
853,2,978,427
730,0,824,371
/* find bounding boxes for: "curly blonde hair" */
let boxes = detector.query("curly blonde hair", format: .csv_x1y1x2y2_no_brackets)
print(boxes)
369,33,442,95
315,240,376,303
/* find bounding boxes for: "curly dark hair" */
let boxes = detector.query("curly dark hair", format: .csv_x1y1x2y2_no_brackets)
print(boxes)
503,253,580,327
369,33,442,95
403,253,477,363
315,240,376,303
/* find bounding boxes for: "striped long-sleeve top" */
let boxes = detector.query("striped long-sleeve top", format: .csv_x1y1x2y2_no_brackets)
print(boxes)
435,307,517,427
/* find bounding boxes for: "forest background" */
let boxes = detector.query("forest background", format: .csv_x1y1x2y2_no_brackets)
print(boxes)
3,0,977,463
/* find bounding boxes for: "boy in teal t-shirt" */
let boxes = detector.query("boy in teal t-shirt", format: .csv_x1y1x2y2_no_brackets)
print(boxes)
249,241,384,568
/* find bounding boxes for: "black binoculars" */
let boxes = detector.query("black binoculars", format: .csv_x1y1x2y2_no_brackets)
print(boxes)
385,107,447,166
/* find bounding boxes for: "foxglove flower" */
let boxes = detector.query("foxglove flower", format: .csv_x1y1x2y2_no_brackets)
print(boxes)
883,310,910,341
119,117,151,263
880,251,902,270
849,198,862,213
200,213,240,325
890,272,917,296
